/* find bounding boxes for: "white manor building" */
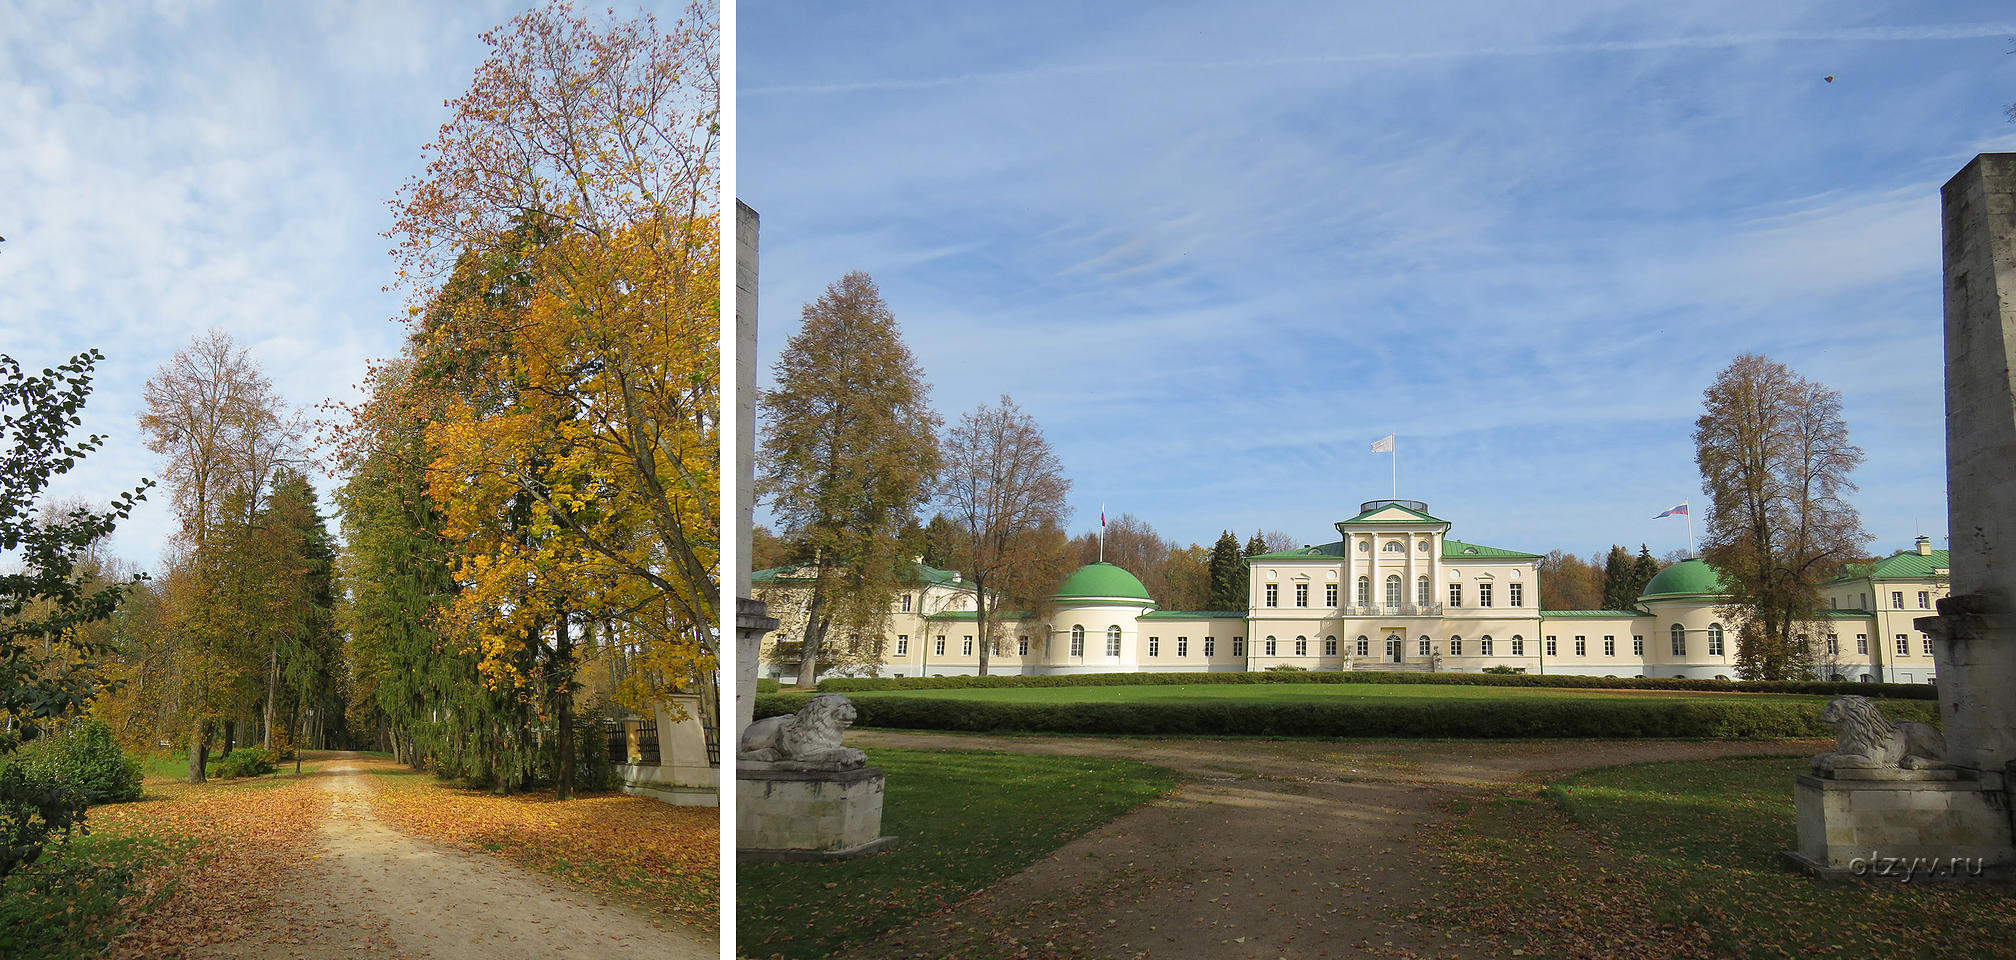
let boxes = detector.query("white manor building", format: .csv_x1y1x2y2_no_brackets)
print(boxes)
753,499,1949,685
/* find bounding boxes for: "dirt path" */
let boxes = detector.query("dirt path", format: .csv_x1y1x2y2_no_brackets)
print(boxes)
846,733,1825,960
193,753,715,960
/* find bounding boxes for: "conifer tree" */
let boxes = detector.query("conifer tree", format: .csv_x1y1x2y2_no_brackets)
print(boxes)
1599,545,1635,610
1207,531,1244,611
1630,544,1660,604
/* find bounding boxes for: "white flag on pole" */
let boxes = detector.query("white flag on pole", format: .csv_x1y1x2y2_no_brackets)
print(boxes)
1370,434,1394,453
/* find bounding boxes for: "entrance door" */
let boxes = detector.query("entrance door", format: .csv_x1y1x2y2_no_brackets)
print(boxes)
1386,635,1402,662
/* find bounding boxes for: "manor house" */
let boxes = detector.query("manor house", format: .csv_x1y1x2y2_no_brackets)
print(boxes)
753,499,1948,684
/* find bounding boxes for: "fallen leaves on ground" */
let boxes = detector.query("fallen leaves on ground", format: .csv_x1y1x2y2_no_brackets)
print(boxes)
88,763,335,959
362,764,719,927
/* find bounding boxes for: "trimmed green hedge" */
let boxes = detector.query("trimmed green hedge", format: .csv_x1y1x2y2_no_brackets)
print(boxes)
754,691,1939,740
814,670,1936,700
756,678,782,694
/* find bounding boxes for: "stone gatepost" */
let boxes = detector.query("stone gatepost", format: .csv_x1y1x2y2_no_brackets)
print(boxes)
1789,153,2016,878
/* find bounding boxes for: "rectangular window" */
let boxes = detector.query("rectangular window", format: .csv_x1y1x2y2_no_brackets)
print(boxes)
1918,591,1930,609
1204,636,1215,657
1448,583,1462,607
1633,636,1644,656
1295,583,1309,607
1892,591,1904,610
1176,636,1188,657
1896,635,1909,655
935,635,946,655
1231,636,1244,656
1603,636,1615,657
1294,638,1307,656
1479,583,1493,607
1672,633,1686,656
1545,637,1557,656
1831,596,1839,609
1481,638,1494,656
1326,583,1338,606
1922,635,1934,655
901,594,912,613
1417,577,1431,606
1070,632,1083,657
1418,638,1431,657
1356,638,1370,657
896,635,909,656
1511,638,1525,656
1106,633,1121,657
1017,636,1029,656
1826,635,1839,655
1324,638,1337,656
1265,584,1278,607
1451,638,1463,656
1148,636,1160,657
1856,635,1868,654
1510,583,1524,607
1264,638,1277,656
963,636,973,656
1708,632,1724,656
1574,637,1587,657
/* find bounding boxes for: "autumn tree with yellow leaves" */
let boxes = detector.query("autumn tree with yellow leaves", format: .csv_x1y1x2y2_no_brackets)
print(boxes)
343,1,720,794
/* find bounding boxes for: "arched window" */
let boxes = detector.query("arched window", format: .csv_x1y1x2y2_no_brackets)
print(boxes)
1105,625,1122,657
1356,576,1370,605
1385,574,1402,608
1356,635,1370,657
1450,635,1463,656
1670,623,1687,656
1324,635,1337,656
1418,636,1431,657
1294,636,1308,656
1480,634,1493,655
1707,623,1725,657
1070,625,1084,657
1382,540,1405,553
1264,635,1278,656
1417,576,1431,606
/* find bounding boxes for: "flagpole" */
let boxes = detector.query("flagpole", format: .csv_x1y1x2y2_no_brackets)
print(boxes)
1391,443,1397,500
1099,502,1105,563
1686,500,1694,557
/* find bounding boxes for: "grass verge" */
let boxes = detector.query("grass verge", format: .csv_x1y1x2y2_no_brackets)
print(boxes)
737,746,1180,960
1437,755,2016,958
0,828,194,960
363,761,719,927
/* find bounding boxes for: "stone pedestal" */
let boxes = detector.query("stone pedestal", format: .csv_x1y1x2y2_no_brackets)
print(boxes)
1789,769,2014,878
737,765,896,860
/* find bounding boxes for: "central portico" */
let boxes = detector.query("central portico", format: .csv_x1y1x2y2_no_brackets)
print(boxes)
1245,500,1544,671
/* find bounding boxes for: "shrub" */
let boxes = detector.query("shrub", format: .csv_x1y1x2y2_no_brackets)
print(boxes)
756,678,782,694
206,748,276,780
754,691,1939,740
13,719,141,805
570,715,618,792
1263,665,1307,672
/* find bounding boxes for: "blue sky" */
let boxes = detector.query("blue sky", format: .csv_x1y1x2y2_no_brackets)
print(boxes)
741,0,2016,562
0,1,602,569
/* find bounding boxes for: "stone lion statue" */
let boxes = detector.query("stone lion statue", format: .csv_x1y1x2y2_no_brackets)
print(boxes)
739,693,867,769
1813,695,1945,772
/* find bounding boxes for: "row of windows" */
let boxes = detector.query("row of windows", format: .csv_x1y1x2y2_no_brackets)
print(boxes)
881,628,1925,662
1263,577,1522,608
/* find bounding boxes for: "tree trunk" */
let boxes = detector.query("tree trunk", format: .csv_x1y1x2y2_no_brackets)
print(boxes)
222,718,236,757
555,616,575,801
186,717,210,784
975,575,991,676
263,641,278,748
796,572,830,688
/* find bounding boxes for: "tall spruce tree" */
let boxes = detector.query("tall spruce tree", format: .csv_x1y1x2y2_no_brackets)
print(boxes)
1241,532,1268,609
1599,545,1635,610
759,273,940,685
1630,545,1660,604
1207,531,1244,611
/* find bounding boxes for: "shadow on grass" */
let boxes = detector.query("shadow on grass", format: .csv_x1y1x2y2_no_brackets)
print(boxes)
737,746,1179,960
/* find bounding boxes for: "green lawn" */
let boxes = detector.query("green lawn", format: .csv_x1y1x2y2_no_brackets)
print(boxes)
1440,755,2016,958
737,746,1179,960
847,682,1829,706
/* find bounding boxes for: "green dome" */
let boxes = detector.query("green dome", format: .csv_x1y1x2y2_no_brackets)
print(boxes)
1054,562,1156,606
1640,558,1728,601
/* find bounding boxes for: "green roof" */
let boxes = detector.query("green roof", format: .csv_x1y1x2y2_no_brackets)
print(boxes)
1340,502,1446,524
1541,609,1647,618
1441,539,1541,560
1821,609,1875,619
1640,559,1727,600
1249,541,1344,560
922,609,1030,621
1054,562,1156,605
1139,610,1248,619
751,561,964,586
1837,549,1951,581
